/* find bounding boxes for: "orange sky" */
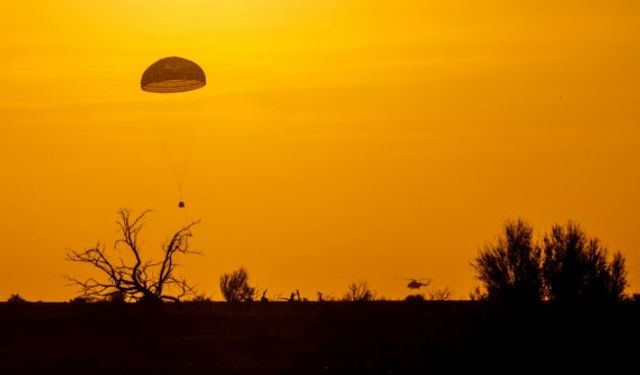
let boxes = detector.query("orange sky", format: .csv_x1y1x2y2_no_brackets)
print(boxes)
1,1,639,301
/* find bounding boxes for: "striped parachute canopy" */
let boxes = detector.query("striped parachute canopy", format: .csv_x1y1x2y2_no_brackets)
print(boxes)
141,56,206,93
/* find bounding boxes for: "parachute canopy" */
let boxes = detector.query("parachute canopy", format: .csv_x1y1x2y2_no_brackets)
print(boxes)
141,56,206,93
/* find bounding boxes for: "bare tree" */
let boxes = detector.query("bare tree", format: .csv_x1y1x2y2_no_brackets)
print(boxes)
343,281,376,301
219,267,256,302
66,209,200,303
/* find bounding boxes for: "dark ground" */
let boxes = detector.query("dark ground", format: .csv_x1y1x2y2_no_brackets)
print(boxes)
1,301,638,374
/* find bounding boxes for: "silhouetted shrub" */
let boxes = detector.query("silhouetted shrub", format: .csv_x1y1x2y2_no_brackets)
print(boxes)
472,219,543,303
69,296,93,304
473,219,629,304
108,290,127,304
633,294,640,304
543,222,628,303
316,291,337,301
219,267,256,302
428,287,452,301
343,281,376,301
7,294,27,304
189,294,212,303
469,287,488,301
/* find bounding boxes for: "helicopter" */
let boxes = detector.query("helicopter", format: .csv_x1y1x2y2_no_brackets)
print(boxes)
398,278,431,290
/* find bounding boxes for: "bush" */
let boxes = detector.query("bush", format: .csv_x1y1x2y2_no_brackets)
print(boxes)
543,222,628,303
472,219,629,303
472,219,543,303
108,290,127,304
189,294,212,303
219,267,256,302
428,287,452,301
7,294,27,304
343,281,376,302
69,296,93,304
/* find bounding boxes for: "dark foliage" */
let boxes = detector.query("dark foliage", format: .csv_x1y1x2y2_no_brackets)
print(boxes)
189,294,212,303
543,222,628,302
7,294,26,304
428,287,453,301
219,267,256,302
68,296,93,304
473,219,629,304
472,219,543,303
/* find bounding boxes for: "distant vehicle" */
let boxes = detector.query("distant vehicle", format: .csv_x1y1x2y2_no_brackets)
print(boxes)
398,278,431,290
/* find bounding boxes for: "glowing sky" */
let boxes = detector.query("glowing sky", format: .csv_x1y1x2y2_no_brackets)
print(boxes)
1,1,639,300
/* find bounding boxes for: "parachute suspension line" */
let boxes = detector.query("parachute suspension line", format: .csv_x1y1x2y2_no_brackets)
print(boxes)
165,92,206,205
176,93,205,200
150,117,190,203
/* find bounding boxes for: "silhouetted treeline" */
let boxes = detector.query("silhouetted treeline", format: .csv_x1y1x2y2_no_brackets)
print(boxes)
473,219,628,303
61,209,634,304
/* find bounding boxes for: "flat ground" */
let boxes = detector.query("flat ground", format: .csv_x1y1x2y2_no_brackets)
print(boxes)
0,302,637,374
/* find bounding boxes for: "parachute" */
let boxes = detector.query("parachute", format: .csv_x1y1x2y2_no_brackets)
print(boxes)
141,57,206,208
141,57,206,93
